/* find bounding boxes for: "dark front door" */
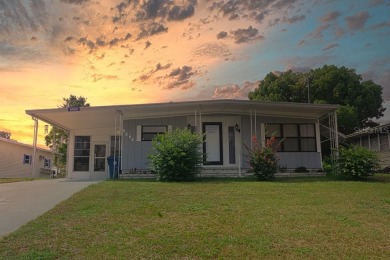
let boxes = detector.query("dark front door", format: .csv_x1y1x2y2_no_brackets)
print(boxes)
203,122,223,165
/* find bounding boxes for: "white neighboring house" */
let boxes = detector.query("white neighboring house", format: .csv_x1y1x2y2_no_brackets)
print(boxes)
0,137,53,178
346,123,390,168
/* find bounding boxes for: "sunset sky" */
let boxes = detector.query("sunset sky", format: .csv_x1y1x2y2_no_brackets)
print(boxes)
1,0,390,146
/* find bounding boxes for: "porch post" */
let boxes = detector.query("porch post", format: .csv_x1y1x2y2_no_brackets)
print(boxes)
119,110,123,174
254,109,257,137
260,123,265,148
250,109,253,148
334,110,339,152
31,117,38,179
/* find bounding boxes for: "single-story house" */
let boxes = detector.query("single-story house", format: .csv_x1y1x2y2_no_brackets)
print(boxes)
26,99,339,180
0,137,53,178
346,123,390,168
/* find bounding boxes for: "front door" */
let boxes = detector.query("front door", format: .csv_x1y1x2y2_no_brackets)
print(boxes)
203,122,223,165
91,143,107,179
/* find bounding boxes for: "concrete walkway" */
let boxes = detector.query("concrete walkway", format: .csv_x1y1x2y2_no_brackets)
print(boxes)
0,179,100,237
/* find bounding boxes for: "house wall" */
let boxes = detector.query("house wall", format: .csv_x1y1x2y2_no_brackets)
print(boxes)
67,128,114,180
122,116,187,170
66,113,323,180
0,138,53,178
349,131,390,168
240,115,321,169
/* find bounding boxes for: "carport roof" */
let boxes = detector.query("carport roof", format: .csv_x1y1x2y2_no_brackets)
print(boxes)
26,99,339,131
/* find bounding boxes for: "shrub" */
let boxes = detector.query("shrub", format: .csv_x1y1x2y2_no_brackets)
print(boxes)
333,146,380,179
148,128,204,181
295,166,309,173
246,136,279,180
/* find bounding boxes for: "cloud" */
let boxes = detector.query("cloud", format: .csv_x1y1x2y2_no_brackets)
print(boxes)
370,20,390,30
283,15,305,24
144,41,152,49
322,43,339,51
368,0,385,6
135,0,168,21
164,65,197,90
320,11,341,23
135,62,172,82
208,0,302,24
345,11,370,31
168,66,194,81
137,22,168,39
213,81,260,99
91,73,118,82
193,42,231,58
282,55,333,71
168,4,196,21
231,26,264,44
78,37,95,52
60,0,90,5
216,31,228,39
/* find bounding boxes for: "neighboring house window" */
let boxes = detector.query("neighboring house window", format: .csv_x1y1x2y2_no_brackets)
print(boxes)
266,124,316,152
141,125,167,141
44,158,51,168
110,136,121,156
74,136,90,171
23,154,32,165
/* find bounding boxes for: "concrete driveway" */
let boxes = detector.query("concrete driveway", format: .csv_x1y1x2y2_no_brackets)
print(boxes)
0,179,100,237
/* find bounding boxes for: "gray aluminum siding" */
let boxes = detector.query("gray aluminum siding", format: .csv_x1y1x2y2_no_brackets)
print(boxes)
240,115,322,169
122,116,187,170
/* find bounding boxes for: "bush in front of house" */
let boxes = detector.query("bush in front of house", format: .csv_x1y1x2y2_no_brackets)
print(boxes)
247,136,280,181
295,166,309,173
148,128,204,181
331,146,380,179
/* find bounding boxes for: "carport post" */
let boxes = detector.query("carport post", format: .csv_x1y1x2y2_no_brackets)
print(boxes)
32,117,38,179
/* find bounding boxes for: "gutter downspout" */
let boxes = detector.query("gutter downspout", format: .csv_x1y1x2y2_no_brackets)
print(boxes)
32,117,38,179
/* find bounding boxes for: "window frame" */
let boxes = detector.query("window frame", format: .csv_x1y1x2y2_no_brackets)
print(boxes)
266,123,317,152
44,158,51,168
74,136,91,172
23,154,32,165
141,125,168,141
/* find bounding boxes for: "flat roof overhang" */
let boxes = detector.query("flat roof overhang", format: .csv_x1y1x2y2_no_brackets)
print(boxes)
26,99,339,131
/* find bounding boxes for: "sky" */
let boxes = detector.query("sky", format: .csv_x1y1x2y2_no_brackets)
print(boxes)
0,0,390,147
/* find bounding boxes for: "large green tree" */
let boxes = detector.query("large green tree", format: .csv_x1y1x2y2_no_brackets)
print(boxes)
249,65,385,134
45,95,90,174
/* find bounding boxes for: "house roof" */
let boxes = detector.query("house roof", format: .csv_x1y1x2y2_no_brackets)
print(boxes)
0,137,51,153
26,99,339,131
345,122,390,139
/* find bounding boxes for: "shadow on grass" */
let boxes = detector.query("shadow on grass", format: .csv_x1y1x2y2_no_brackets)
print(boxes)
113,174,390,184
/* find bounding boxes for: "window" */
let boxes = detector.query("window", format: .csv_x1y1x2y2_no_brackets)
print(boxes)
265,124,282,152
23,154,32,165
44,158,51,168
300,124,316,152
141,125,167,141
266,123,316,152
74,136,90,171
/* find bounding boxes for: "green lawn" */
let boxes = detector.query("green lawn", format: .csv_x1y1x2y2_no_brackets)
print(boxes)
1,176,389,259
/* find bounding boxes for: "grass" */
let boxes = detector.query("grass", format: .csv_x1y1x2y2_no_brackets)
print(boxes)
0,175,389,259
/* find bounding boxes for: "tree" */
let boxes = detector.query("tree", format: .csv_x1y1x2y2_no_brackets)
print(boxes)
0,131,11,139
45,95,90,174
249,65,385,134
